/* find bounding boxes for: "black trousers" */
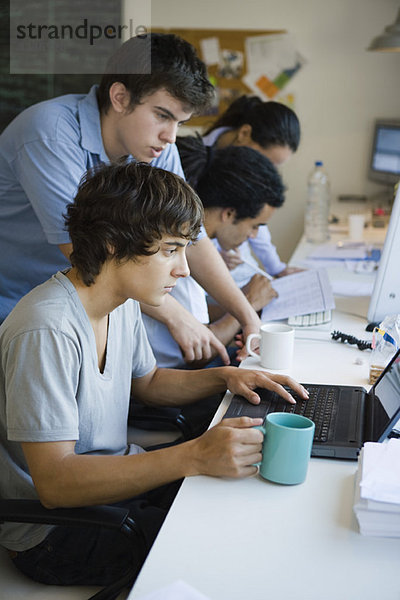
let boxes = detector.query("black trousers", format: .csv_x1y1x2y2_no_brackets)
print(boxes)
12,479,182,587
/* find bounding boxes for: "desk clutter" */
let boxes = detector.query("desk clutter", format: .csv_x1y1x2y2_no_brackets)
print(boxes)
302,239,381,296
368,315,400,384
330,330,372,351
306,241,381,263
353,440,400,537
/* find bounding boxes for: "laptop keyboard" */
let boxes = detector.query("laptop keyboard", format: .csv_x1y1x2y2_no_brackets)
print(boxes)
288,310,332,327
224,386,339,443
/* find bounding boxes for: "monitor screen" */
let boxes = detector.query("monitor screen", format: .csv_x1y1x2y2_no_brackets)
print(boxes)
368,182,400,323
372,349,400,442
369,120,400,185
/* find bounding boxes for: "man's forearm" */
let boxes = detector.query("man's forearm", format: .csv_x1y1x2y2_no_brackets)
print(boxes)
134,364,307,410
187,237,260,330
23,440,200,509
208,315,240,347
134,366,232,407
211,281,260,331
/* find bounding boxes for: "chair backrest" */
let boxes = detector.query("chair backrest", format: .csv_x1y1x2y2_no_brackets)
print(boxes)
127,425,182,449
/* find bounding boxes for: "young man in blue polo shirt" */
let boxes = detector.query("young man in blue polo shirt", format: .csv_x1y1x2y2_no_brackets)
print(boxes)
0,162,307,588
0,33,260,365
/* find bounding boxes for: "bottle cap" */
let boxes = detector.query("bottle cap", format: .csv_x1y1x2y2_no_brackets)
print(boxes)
315,160,323,166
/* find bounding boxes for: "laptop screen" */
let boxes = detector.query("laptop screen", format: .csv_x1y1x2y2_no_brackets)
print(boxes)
372,350,400,441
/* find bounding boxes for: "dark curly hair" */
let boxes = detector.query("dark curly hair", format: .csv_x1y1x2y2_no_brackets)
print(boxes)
97,33,215,115
64,162,203,286
176,135,285,221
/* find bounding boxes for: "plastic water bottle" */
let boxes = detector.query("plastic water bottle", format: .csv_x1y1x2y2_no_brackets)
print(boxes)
304,161,331,243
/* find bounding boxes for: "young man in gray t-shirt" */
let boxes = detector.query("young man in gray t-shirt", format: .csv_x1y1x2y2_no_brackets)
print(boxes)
0,162,308,589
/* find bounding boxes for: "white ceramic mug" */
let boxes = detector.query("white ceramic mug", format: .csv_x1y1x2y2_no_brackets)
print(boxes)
246,323,295,370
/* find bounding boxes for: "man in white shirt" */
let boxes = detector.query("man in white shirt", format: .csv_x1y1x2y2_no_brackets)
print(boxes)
144,142,285,368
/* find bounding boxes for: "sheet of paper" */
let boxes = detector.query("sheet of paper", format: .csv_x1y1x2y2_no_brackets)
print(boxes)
219,49,244,78
344,260,378,274
245,33,299,76
300,258,346,270
307,243,368,260
360,439,400,505
131,580,211,600
199,37,220,66
243,33,306,100
331,280,374,297
261,268,335,321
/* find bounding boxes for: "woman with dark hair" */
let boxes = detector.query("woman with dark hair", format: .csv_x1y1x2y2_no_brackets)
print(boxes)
200,95,303,286
203,95,300,156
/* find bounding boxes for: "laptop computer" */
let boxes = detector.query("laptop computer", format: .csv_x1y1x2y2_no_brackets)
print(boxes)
223,348,400,460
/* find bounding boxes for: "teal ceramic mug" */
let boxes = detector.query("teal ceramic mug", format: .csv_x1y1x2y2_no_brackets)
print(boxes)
256,412,315,485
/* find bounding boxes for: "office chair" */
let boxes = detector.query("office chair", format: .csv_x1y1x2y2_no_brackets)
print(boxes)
129,386,227,449
128,400,195,448
0,499,142,600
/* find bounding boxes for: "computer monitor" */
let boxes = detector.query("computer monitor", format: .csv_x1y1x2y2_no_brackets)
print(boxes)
369,119,400,186
368,182,400,323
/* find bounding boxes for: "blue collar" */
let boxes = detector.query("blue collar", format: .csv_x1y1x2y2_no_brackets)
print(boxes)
78,85,109,163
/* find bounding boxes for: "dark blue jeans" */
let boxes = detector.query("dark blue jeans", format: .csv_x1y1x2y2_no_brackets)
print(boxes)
12,480,182,587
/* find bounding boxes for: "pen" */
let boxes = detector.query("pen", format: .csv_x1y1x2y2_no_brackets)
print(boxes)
240,257,273,281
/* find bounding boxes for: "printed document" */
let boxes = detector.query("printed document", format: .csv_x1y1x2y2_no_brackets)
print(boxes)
261,268,335,321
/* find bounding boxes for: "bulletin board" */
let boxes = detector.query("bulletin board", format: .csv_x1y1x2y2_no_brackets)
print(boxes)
153,27,297,128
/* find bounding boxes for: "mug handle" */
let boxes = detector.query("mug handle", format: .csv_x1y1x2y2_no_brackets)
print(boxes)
253,424,266,467
246,333,261,358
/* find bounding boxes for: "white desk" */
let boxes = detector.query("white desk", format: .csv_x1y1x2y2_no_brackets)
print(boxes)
129,231,400,600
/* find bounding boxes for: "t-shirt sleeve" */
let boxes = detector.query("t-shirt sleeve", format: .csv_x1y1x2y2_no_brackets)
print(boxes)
248,225,286,276
5,329,81,442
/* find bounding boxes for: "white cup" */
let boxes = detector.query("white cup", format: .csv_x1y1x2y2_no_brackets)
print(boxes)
246,323,295,370
348,214,365,241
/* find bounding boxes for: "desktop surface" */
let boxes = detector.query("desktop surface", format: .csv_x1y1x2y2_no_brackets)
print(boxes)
129,309,400,600
243,311,371,383
129,459,399,600
129,229,400,600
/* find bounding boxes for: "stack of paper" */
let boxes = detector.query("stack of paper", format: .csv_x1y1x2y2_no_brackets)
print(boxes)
129,580,211,600
353,440,400,537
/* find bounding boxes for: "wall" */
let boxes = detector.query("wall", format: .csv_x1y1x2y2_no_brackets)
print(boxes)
149,0,400,262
